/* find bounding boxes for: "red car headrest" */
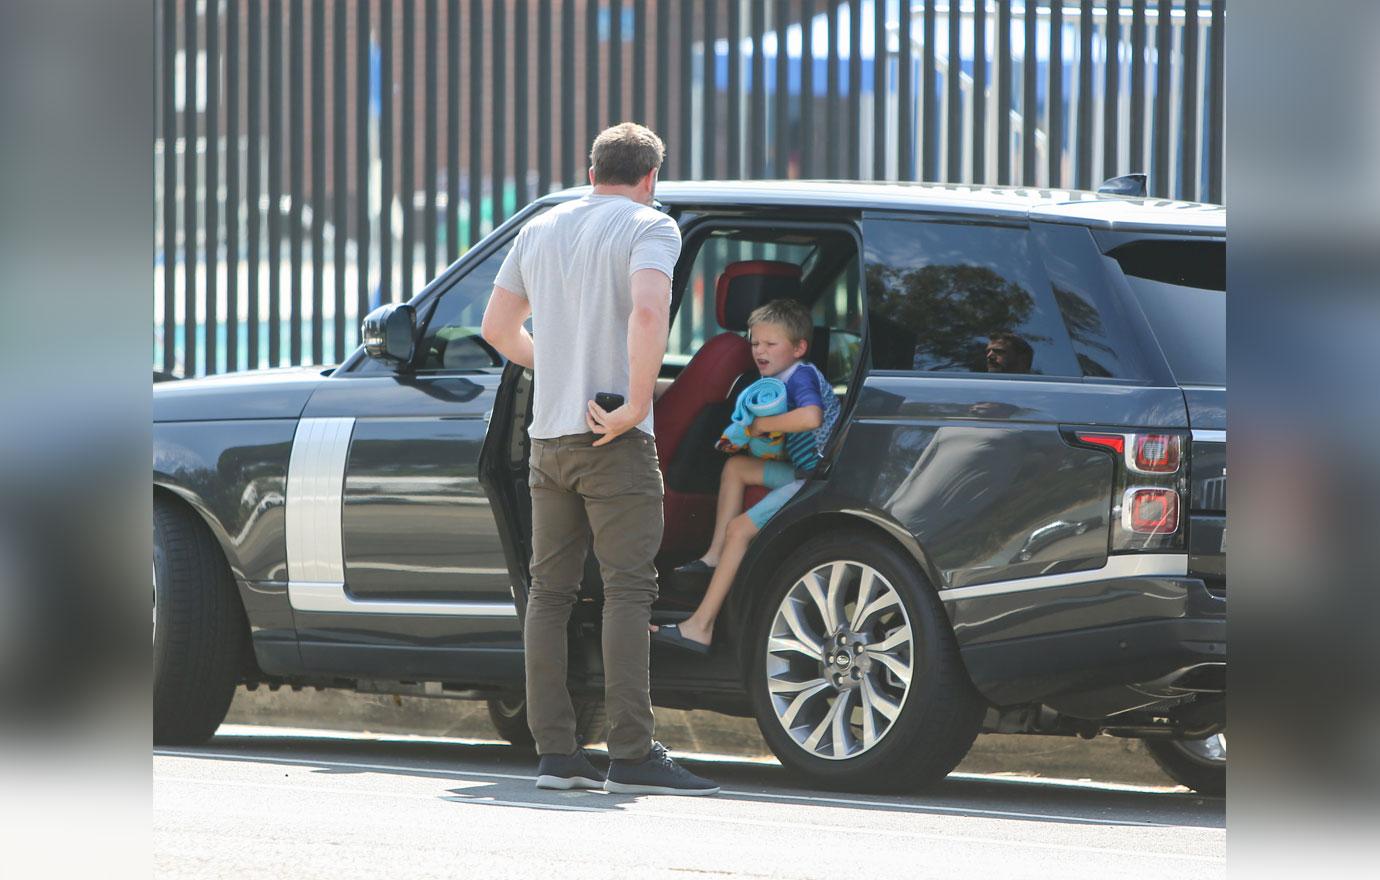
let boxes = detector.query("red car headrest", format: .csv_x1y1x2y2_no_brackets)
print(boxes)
715,261,804,331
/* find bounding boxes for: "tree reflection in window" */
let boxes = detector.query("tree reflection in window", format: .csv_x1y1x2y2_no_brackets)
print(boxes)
866,262,1047,373
861,220,1081,378
1051,286,1115,378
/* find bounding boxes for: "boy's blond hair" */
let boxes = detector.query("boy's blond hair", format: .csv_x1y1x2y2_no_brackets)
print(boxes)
747,298,812,347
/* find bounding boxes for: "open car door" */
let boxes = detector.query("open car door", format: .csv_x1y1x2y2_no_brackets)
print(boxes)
478,360,537,622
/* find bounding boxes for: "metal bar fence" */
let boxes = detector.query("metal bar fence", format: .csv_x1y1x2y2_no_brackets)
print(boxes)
156,0,1225,377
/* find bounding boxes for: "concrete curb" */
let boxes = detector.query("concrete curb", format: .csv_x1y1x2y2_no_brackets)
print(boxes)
226,686,1180,788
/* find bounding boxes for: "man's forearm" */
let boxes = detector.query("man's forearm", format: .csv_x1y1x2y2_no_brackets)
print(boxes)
480,286,535,368
626,305,667,418
488,327,535,369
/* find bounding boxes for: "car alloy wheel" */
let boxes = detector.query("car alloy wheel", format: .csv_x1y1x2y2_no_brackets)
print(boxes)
1144,729,1226,795
1171,732,1226,764
764,560,914,760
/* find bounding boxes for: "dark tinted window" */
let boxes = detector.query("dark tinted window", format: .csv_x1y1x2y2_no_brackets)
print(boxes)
862,218,1081,377
1112,240,1225,386
1032,222,1151,381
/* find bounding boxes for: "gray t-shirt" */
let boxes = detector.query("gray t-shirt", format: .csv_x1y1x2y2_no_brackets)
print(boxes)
494,193,681,439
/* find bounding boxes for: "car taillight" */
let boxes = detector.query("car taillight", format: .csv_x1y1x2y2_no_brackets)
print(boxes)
1074,432,1125,455
1074,430,1182,474
1132,433,1181,473
1123,488,1179,534
1067,426,1187,549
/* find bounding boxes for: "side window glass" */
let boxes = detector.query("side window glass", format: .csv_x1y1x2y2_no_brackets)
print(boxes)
861,218,1081,378
1031,222,1149,381
809,258,864,388
413,238,519,372
347,213,545,375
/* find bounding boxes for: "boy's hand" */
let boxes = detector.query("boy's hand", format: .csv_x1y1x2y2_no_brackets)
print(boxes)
715,436,744,453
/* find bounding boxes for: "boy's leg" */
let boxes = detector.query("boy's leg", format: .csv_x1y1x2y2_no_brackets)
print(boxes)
678,513,759,644
703,455,765,565
679,473,805,646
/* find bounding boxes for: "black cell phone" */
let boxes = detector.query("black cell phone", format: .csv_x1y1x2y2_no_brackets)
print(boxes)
594,392,625,412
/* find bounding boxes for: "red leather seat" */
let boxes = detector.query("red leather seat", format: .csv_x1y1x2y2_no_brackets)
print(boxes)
655,260,803,557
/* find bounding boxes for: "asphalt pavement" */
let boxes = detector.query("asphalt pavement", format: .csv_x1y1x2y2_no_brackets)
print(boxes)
154,725,1225,879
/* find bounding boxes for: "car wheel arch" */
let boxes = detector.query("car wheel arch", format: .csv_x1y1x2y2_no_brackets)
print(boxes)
154,482,246,582
153,486,261,742
153,485,256,651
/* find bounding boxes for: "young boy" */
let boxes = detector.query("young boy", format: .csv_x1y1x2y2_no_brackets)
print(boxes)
653,298,841,652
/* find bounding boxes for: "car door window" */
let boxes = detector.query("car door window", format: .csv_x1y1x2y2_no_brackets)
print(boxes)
862,217,1081,378
808,257,864,389
412,239,520,372
349,214,544,375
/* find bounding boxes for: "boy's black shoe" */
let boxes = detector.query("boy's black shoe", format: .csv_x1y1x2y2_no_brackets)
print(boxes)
672,558,715,577
534,749,606,790
603,741,720,796
650,623,712,655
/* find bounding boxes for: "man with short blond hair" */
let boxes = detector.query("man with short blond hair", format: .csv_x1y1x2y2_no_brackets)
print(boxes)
481,123,718,796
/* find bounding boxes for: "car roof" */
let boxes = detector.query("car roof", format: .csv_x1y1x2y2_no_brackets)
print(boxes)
538,179,1225,234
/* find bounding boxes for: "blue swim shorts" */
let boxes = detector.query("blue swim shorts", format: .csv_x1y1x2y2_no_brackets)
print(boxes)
746,461,805,530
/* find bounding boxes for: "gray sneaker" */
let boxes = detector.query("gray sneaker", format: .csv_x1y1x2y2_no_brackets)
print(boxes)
603,741,720,796
534,749,605,790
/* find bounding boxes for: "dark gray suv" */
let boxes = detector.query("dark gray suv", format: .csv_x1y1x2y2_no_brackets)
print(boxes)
153,180,1226,794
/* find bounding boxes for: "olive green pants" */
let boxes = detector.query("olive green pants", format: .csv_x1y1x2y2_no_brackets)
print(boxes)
523,429,663,760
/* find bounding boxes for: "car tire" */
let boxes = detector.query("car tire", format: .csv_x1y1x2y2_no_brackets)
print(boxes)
1144,733,1226,796
747,532,986,792
153,496,245,745
484,696,607,749
487,697,536,747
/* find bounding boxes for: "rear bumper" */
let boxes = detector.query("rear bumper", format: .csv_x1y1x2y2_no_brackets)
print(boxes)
946,574,1225,712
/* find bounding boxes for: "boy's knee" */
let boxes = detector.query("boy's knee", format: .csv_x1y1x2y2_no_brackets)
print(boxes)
727,513,758,542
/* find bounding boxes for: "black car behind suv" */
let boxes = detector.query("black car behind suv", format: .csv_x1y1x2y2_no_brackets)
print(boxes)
153,181,1226,794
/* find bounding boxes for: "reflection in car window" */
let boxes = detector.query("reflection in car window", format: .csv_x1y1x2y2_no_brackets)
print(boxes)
350,209,549,375
862,219,1081,377
412,237,520,372
1031,223,1146,381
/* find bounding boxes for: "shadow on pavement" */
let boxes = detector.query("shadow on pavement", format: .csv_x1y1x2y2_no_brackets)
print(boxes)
154,732,1223,830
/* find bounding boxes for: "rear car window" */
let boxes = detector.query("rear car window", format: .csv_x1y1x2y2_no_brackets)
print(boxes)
1110,240,1225,387
862,218,1082,377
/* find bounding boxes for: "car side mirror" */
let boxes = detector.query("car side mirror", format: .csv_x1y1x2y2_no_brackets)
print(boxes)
361,303,416,368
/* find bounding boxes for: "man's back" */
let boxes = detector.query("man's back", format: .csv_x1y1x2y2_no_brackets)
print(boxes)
496,193,680,440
